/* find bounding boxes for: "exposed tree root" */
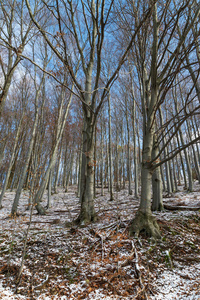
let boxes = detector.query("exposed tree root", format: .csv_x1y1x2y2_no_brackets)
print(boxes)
129,211,161,239
65,211,98,228
35,203,46,215
74,212,98,225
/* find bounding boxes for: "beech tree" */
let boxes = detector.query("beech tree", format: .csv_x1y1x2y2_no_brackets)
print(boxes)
24,0,155,224
127,1,200,238
0,0,35,115
11,46,48,215
1,0,200,240
0,75,28,208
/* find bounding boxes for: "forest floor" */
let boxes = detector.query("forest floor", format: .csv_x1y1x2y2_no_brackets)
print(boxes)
0,182,200,300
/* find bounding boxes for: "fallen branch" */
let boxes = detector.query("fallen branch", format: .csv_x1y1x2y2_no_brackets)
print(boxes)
164,204,200,211
34,275,49,291
25,219,60,225
131,240,149,300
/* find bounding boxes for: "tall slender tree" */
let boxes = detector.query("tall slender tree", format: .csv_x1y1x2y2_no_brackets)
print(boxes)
25,0,155,223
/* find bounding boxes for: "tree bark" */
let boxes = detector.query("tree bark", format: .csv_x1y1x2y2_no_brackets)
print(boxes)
34,83,73,214
152,135,163,211
78,118,97,223
0,109,25,208
125,96,132,195
11,81,42,215
100,113,104,196
130,3,161,239
108,92,114,201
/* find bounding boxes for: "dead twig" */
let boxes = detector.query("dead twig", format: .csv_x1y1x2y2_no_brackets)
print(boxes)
131,240,149,300
34,275,49,291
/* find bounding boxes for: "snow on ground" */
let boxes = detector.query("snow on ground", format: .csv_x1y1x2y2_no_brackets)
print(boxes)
0,182,200,299
150,264,200,300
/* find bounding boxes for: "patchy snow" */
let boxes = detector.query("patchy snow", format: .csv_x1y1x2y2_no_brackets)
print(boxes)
0,182,200,299
0,282,26,300
150,264,200,300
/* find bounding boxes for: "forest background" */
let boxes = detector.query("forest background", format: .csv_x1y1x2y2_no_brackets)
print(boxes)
0,0,200,299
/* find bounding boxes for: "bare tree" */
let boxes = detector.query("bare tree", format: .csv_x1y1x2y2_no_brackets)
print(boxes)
25,0,155,224
127,1,200,238
0,0,35,115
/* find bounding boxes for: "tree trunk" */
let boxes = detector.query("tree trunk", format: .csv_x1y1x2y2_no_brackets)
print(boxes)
152,135,163,211
47,169,52,209
77,139,83,198
65,149,74,192
176,133,187,188
125,97,132,195
130,64,138,198
11,93,40,215
100,114,104,196
167,144,175,192
179,129,193,191
159,107,172,194
0,110,25,208
93,124,97,198
34,82,73,214
130,129,161,238
78,118,97,224
130,4,161,239
108,93,114,201
53,142,62,194
173,86,193,191
132,102,138,198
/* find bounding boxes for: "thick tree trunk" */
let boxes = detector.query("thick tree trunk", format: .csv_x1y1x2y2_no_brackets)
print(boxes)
75,0,99,224
130,4,161,239
130,130,160,238
77,119,97,224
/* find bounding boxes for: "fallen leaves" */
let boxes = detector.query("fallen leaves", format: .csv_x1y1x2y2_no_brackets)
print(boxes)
0,184,200,299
